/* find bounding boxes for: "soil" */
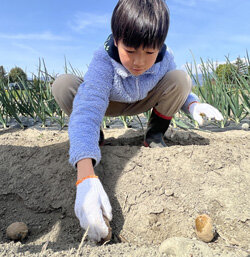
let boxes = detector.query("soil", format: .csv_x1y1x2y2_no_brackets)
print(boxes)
0,121,249,256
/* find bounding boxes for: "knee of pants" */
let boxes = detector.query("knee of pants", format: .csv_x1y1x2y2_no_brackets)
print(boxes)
51,74,83,116
166,70,192,97
51,74,79,99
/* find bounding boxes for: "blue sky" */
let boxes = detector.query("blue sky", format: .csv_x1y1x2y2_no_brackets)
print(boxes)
0,0,249,77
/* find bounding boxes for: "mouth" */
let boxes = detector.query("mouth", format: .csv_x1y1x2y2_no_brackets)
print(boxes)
133,68,144,72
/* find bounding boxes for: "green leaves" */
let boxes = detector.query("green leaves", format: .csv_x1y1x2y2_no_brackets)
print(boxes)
0,61,66,129
1,53,249,131
186,51,250,128
0,80,24,128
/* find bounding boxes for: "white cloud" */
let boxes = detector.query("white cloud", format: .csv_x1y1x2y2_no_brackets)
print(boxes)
0,31,70,41
69,12,110,32
12,43,41,56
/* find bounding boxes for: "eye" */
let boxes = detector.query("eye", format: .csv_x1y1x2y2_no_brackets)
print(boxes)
146,52,155,55
126,50,135,54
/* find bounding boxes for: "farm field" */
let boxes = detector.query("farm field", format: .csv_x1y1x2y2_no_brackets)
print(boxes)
0,123,249,256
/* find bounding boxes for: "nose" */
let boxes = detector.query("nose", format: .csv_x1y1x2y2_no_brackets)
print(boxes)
133,54,145,67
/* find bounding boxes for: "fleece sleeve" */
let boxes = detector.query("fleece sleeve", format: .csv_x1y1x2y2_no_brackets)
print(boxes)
166,47,177,72
68,47,114,168
181,92,200,114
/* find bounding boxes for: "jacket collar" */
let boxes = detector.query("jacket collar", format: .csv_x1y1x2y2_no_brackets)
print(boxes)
110,58,160,79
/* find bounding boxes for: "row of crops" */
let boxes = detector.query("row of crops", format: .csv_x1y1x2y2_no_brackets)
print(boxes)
0,56,249,130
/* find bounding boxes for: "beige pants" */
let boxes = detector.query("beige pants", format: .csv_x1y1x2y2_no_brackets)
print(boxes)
52,70,192,118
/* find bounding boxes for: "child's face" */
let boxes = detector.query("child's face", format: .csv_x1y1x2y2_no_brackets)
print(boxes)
115,40,160,76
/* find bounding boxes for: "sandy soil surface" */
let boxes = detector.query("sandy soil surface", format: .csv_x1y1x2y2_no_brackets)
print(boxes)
0,122,249,256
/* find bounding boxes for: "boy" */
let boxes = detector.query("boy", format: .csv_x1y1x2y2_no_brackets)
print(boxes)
52,0,223,242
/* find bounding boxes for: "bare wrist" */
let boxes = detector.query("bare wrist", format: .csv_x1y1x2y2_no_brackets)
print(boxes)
77,158,95,180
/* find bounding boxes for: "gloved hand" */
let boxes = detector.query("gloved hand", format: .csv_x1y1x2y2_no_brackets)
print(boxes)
189,102,223,125
74,177,112,242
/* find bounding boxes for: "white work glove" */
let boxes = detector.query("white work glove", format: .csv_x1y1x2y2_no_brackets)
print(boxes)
189,102,223,125
74,177,112,242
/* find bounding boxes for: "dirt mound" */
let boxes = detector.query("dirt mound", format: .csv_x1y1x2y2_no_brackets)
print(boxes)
0,126,249,256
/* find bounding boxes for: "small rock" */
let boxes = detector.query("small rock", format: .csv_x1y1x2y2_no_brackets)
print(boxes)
159,237,214,256
164,189,174,196
195,214,216,242
242,123,249,131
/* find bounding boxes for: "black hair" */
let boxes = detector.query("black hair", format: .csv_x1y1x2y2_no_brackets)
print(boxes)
111,0,170,49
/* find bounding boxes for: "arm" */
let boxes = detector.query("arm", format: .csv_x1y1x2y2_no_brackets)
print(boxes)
69,47,114,242
68,47,114,168
164,48,223,124
77,158,95,180
181,92,200,114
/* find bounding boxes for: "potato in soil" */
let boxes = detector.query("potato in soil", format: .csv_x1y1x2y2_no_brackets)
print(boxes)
102,216,112,242
195,214,216,243
6,222,28,241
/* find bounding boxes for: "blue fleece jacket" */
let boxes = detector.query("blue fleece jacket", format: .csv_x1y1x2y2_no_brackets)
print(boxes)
68,38,199,168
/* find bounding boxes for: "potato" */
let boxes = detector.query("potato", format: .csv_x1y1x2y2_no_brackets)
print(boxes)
6,222,28,241
101,216,112,242
195,214,216,243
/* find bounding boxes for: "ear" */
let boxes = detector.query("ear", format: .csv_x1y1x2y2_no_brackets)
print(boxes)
114,40,118,47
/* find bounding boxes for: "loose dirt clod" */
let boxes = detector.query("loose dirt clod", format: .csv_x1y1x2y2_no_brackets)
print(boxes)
195,214,215,243
6,222,28,241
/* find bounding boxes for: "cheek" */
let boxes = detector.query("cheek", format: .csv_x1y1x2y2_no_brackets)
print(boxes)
147,55,158,67
120,53,131,66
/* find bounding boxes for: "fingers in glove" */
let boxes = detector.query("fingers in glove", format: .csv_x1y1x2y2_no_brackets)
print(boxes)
75,199,109,241
213,108,224,121
100,194,113,221
86,208,109,242
199,104,224,122
193,112,204,125
78,212,89,233
204,107,223,121
74,178,112,242
204,110,216,119
78,215,108,242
